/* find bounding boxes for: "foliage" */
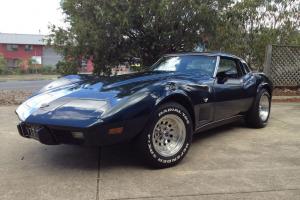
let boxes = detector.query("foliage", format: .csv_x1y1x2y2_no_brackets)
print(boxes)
27,65,57,75
56,60,78,75
49,0,300,74
130,64,142,72
41,65,58,74
0,67,22,75
0,54,7,74
49,0,233,75
0,55,58,75
211,0,300,70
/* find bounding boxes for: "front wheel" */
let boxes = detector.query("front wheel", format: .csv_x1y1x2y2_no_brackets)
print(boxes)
245,89,271,128
137,102,193,168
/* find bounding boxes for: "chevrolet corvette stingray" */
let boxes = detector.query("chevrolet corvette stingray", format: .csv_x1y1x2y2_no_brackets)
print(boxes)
16,52,273,168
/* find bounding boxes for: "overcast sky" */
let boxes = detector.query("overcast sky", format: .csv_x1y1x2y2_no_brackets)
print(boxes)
0,0,65,35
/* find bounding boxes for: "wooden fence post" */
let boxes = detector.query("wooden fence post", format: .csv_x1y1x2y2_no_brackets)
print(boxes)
263,44,272,76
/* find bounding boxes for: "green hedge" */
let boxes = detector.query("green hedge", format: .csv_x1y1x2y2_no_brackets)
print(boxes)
0,65,58,75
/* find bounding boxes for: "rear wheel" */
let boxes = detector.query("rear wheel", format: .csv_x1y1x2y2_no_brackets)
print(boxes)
245,89,271,128
137,102,193,168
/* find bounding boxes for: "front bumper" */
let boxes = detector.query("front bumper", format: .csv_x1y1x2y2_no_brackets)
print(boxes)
17,123,58,145
17,116,146,146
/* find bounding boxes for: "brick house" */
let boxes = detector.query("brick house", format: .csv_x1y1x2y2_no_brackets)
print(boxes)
0,33,62,70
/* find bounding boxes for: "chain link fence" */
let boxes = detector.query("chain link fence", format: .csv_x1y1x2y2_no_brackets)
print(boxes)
264,45,300,87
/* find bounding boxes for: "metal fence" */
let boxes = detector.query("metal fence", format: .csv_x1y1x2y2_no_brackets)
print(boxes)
264,45,300,87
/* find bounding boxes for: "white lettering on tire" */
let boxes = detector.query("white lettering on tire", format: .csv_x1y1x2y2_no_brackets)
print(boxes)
147,106,190,164
158,107,190,124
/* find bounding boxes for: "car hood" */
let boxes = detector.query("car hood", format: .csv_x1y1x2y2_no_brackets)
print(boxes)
16,71,210,127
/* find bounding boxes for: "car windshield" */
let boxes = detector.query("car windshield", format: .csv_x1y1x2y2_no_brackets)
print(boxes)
151,55,217,76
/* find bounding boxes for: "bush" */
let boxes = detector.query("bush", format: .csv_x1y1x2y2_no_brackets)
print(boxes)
26,65,57,74
0,54,7,75
0,67,23,75
27,66,38,74
130,64,143,72
56,60,78,75
41,65,57,74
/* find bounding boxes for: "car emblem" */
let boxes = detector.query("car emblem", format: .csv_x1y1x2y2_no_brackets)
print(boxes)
203,98,208,103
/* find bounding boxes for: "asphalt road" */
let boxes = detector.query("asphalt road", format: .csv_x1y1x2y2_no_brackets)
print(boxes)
0,103,299,200
0,80,51,91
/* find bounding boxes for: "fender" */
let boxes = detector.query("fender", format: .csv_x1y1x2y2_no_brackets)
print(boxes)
155,90,193,107
154,88,195,130
254,73,273,95
257,82,271,93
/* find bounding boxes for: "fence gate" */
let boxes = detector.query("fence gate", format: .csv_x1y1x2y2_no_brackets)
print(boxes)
264,45,300,87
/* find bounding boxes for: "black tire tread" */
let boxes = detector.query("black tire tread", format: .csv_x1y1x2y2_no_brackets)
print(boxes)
245,89,271,128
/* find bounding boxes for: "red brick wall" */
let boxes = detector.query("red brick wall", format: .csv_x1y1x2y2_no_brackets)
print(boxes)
0,43,43,58
0,43,43,69
86,57,94,72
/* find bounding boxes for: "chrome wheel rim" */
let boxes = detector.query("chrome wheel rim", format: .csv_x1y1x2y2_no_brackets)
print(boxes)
152,114,186,157
259,93,270,122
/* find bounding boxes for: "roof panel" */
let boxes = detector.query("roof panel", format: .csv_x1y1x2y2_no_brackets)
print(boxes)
0,33,45,45
165,52,242,60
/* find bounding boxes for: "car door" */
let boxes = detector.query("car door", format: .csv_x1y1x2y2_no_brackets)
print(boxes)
181,55,216,128
213,56,250,120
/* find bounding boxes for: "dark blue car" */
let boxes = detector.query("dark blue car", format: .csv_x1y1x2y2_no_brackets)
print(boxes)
16,52,273,168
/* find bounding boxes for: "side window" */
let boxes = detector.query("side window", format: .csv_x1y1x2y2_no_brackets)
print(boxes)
242,62,251,73
217,58,240,78
185,56,216,76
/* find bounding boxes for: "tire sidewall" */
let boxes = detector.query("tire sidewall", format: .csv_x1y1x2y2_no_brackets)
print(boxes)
145,103,192,166
256,89,271,126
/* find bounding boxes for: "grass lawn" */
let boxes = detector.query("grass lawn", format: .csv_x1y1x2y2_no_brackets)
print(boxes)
0,74,59,81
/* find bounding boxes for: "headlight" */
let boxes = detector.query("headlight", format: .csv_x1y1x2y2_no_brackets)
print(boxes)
62,99,108,113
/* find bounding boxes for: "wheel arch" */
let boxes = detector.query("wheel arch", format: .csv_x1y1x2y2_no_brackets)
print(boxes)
257,82,272,97
155,93,196,131
255,73,273,96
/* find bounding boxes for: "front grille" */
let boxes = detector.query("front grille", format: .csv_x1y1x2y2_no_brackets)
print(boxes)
50,129,84,145
18,122,84,145
25,125,41,139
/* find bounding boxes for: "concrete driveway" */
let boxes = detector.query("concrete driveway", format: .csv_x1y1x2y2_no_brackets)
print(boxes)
0,103,299,200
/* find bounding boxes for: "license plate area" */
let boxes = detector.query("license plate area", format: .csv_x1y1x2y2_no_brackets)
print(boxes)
18,123,41,139
25,125,41,139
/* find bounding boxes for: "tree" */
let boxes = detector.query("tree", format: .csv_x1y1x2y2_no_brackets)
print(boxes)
56,60,78,75
210,0,300,70
50,0,299,74
49,0,233,75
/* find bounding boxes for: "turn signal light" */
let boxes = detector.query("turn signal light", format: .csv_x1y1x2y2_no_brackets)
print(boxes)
108,127,124,135
72,132,84,139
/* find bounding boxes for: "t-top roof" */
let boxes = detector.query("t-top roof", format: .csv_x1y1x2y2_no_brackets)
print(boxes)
165,52,242,60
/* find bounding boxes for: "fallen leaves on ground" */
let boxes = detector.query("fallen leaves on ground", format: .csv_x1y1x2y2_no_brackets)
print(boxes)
273,88,300,96
0,90,33,105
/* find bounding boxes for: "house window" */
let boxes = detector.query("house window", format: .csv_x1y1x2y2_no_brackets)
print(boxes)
6,44,18,51
24,45,33,51
7,59,20,68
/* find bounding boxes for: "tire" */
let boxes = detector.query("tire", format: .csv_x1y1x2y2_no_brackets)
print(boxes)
245,89,271,128
137,102,193,168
